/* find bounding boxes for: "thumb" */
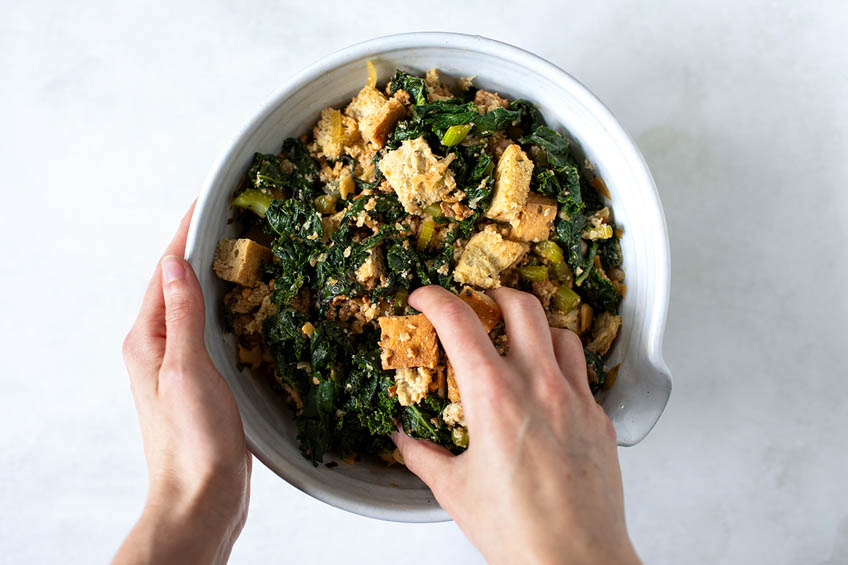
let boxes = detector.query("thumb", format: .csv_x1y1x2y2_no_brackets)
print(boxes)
160,255,207,362
392,426,453,491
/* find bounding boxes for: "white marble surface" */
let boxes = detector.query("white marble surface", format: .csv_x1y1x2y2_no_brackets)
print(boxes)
1,1,846,563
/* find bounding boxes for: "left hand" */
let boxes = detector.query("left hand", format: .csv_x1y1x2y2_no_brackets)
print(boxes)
115,204,251,564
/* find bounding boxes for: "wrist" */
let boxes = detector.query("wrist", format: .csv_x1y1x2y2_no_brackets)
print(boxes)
132,476,246,564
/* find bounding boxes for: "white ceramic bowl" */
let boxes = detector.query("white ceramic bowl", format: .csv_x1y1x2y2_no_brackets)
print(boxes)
185,32,672,522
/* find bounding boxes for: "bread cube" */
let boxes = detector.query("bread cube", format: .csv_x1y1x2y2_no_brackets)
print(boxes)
454,226,529,289
378,314,439,369
446,360,460,403
379,137,457,214
394,367,435,406
509,192,557,242
345,86,406,148
313,107,359,159
484,144,533,223
441,401,465,427
354,247,385,290
212,238,272,287
458,286,502,332
586,312,622,356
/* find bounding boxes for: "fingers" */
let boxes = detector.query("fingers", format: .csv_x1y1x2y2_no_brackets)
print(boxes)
124,202,197,396
408,286,502,400
126,202,198,359
391,428,453,490
487,287,556,370
164,200,196,259
550,328,591,396
161,255,208,367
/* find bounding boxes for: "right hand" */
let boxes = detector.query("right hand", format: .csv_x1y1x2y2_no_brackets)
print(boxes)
392,286,640,565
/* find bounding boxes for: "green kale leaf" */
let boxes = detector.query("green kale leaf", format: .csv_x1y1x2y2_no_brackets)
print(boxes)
297,377,335,465
389,69,428,105
266,199,323,241
580,269,622,313
583,349,607,394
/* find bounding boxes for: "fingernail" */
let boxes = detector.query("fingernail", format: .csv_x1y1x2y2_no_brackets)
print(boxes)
161,256,185,283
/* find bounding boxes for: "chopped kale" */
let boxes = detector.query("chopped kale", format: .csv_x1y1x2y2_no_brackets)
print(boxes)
598,234,622,269
310,320,353,373
580,269,622,313
521,125,575,169
401,395,453,448
448,144,495,212
342,349,399,437
248,140,322,202
584,349,607,394
262,309,310,388
412,99,521,138
297,377,335,465
388,69,428,105
266,199,323,241
511,99,546,132
247,153,288,191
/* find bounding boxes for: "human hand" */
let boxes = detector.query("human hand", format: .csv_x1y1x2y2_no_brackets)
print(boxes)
392,286,640,565
115,204,251,565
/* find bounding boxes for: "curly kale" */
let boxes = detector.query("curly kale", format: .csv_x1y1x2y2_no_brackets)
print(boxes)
584,349,607,394
247,139,321,202
412,100,521,138
266,199,323,241
402,395,453,448
297,377,335,464
342,349,399,437
388,69,428,105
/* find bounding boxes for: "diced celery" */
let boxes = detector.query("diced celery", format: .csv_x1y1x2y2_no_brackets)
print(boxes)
552,285,581,313
392,288,409,313
417,220,436,251
518,265,549,282
550,261,573,285
232,189,273,218
451,427,469,449
535,240,564,264
313,194,337,215
582,224,614,240
441,124,473,147
423,203,444,218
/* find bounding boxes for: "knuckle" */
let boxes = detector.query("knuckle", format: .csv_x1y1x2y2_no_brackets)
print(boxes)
536,372,569,401
553,327,582,350
511,290,543,311
437,300,476,328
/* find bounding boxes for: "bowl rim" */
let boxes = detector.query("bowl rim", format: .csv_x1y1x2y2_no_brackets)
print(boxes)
185,31,672,522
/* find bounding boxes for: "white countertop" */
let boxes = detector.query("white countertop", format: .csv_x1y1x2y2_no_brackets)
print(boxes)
2,1,846,563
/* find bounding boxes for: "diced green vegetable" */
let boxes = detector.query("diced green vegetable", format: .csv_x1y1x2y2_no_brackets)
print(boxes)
417,220,437,251
313,194,337,215
233,189,274,218
552,285,581,313
441,124,473,146
550,261,573,285
518,265,549,282
392,287,409,313
423,203,444,218
535,240,564,264
582,224,613,240
452,427,469,449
